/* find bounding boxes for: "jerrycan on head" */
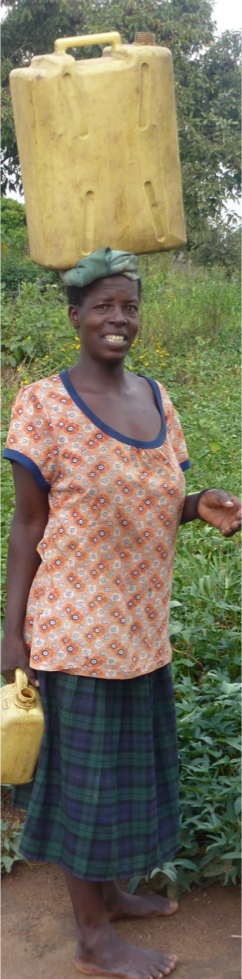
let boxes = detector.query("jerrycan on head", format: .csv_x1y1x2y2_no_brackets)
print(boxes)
9,31,186,269
1,670,45,785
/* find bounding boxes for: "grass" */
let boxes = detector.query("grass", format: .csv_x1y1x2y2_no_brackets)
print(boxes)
1,258,241,886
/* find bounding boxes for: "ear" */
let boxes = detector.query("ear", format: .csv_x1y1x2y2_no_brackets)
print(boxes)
68,305,80,327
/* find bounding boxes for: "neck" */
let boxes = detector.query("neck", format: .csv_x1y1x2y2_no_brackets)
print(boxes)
69,351,129,394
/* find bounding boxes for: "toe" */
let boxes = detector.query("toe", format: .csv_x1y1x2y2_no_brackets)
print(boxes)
160,955,178,974
166,903,178,916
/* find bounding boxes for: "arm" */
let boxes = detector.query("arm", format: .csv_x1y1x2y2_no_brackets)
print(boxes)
180,489,241,536
2,462,49,686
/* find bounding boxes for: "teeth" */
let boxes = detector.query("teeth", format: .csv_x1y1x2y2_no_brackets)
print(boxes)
104,335,125,344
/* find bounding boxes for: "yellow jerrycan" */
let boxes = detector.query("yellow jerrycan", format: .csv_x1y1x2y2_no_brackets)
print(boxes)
1,669,45,785
9,31,186,269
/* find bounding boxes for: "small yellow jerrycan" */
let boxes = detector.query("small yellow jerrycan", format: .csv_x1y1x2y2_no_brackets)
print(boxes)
9,31,186,269
1,669,45,785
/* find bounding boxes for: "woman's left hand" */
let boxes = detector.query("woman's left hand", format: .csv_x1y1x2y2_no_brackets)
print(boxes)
197,490,241,536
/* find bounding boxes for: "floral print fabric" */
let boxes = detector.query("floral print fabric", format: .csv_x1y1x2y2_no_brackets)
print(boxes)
4,372,190,679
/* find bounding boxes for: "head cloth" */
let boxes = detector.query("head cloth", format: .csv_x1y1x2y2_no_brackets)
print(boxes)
60,248,140,289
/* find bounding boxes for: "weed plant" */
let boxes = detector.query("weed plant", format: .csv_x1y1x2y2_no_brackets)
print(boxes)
1,260,241,887
1,814,24,875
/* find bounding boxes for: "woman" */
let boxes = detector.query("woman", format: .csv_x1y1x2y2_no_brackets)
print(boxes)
2,248,241,979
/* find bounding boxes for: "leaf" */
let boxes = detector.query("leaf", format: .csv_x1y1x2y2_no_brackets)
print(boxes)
209,441,221,453
174,858,198,870
169,620,184,635
160,863,177,882
221,852,241,860
1,855,15,873
234,798,242,816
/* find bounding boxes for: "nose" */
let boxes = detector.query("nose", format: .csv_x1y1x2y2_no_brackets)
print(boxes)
109,304,128,326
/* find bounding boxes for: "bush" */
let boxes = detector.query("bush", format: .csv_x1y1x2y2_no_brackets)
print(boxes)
128,671,241,895
1,198,58,295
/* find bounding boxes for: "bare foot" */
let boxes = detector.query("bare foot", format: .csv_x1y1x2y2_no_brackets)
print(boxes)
103,883,178,921
74,921,178,978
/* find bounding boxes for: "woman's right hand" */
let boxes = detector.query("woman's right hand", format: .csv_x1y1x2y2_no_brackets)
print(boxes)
1,636,39,687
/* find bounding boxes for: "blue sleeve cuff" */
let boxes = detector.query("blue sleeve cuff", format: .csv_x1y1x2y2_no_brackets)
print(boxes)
3,449,50,492
180,459,191,472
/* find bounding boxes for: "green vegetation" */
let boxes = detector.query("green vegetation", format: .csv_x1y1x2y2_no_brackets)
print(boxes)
1,777,25,876
1,256,241,886
1,818,24,875
1,198,59,294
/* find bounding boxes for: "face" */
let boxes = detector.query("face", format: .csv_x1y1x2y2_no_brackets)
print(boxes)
68,275,140,363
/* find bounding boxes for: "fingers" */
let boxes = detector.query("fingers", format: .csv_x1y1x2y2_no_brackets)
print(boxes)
215,491,241,512
200,490,241,519
215,493,241,532
25,666,39,687
223,523,241,538
214,491,234,507
223,498,241,535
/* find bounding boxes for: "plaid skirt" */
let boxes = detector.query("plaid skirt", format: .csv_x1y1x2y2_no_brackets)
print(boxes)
13,665,179,880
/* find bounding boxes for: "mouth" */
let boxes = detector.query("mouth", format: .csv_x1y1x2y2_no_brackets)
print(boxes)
103,334,127,346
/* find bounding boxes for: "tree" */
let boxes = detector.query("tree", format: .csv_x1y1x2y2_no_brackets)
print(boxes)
1,0,241,246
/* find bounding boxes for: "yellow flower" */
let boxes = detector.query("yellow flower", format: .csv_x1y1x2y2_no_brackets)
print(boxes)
17,366,21,372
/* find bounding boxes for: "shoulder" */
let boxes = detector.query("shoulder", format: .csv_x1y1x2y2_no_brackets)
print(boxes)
131,372,173,407
17,373,60,400
149,378,175,417
12,374,62,411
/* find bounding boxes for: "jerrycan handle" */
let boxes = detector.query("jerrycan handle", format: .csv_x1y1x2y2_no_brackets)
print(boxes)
54,32,121,56
14,668,37,709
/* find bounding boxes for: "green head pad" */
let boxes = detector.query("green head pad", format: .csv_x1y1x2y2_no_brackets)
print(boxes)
60,248,140,289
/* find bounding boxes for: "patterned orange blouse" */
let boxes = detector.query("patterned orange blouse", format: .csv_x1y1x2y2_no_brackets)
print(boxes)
4,372,190,679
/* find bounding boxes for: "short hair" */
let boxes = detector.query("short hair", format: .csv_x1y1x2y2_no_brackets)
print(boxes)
66,278,142,308
66,283,92,307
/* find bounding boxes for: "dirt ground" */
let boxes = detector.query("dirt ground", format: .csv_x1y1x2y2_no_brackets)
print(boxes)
1,859,241,979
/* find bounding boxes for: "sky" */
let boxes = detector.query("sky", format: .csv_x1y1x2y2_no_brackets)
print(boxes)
213,0,241,33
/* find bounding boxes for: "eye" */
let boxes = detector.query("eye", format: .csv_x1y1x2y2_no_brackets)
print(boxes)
95,303,108,310
125,304,138,312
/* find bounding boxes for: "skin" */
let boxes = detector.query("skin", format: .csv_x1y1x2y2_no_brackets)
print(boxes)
2,274,241,979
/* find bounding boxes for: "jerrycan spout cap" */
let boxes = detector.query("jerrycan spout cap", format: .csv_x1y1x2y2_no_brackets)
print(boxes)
134,33,156,45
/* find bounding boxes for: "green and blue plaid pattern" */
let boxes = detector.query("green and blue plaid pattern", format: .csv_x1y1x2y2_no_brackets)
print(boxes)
14,665,179,880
